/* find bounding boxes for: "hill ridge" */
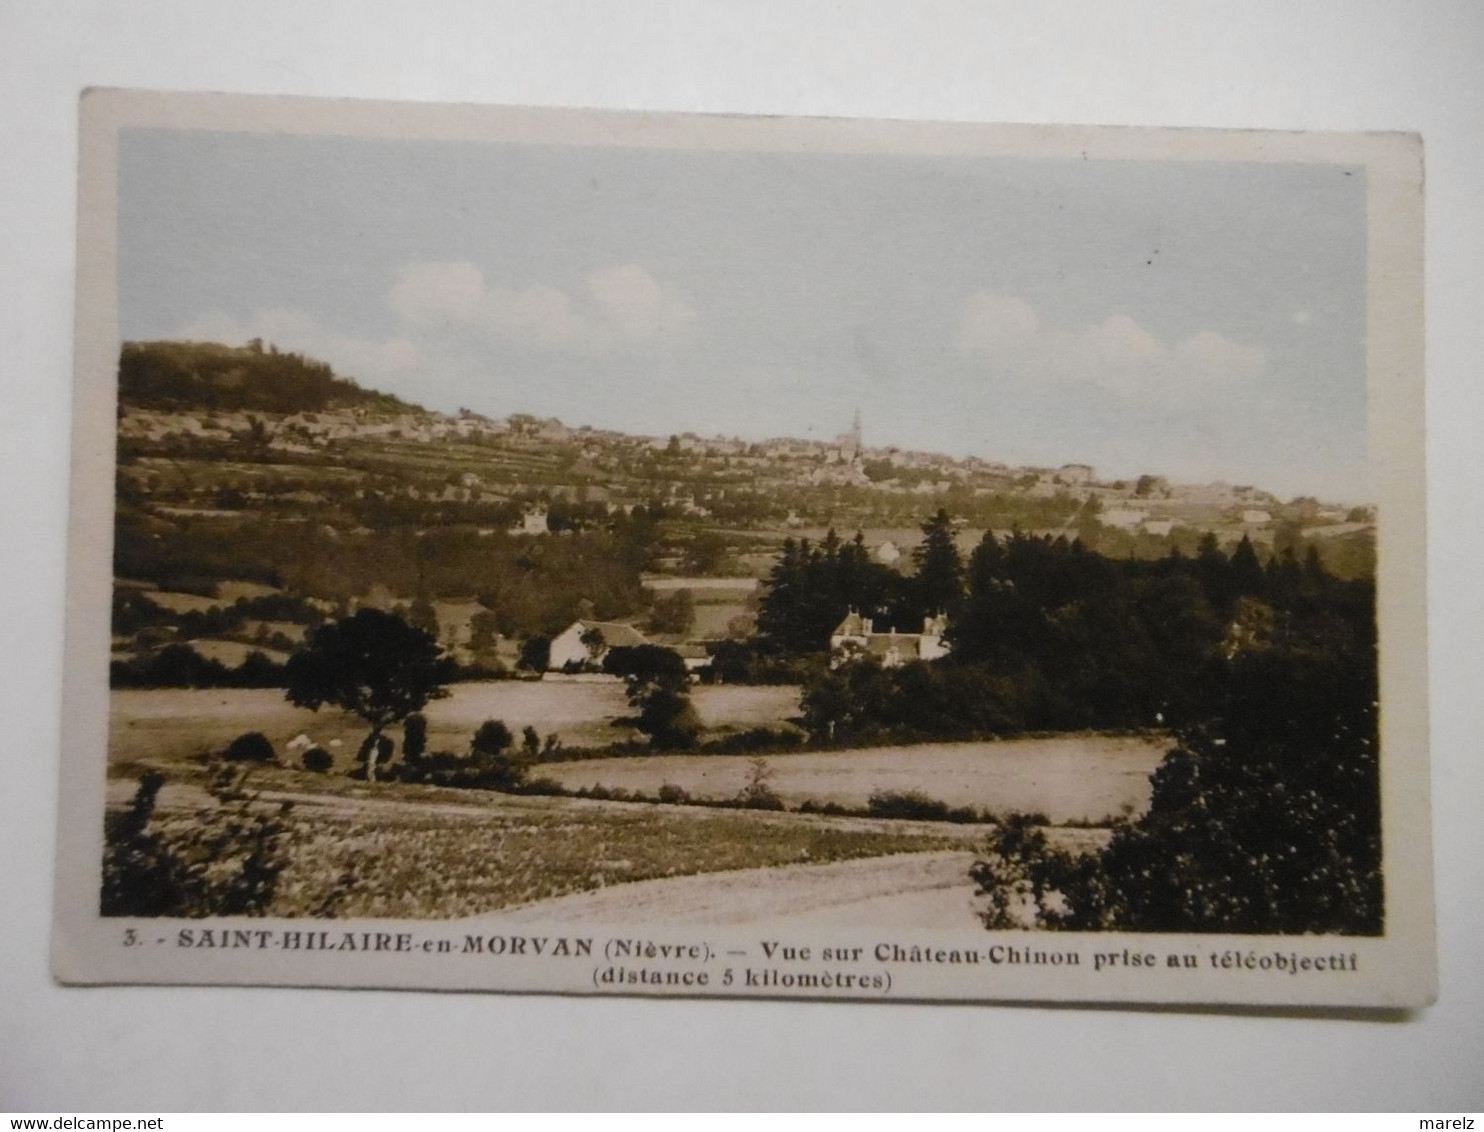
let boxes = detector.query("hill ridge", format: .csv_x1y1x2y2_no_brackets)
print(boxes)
119,339,417,415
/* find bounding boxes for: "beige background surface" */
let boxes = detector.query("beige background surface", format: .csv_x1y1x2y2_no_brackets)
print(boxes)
3,0,1482,1111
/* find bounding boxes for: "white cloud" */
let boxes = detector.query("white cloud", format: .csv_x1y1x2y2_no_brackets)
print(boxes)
956,291,1040,351
386,260,696,351
587,264,698,343
957,292,1264,398
1172,329,1265,379
486,283,585,346
388,261,487,324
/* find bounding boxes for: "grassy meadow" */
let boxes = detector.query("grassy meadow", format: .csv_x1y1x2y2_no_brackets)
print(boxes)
106,681,1162,920
536,736,1169,825
109,680,801,770
122,774,968,918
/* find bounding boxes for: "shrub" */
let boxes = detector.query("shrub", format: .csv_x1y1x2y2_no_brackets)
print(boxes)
798,799,849,816
969,813,1055,929
737,757,785,811
643,690,702,750
223,731,275,763
517,635,551,673
656,782,691,805
740,791,785,811
396,750,462,782
397,748,528,792
1004,809,1050,827
471,719,513,756
704,727,804,754
101,764,291,917
301,746,333,773
577,784,641,802
867,790,951,821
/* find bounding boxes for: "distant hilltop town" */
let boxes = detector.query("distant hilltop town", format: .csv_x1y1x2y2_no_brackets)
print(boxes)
109,338,1377,689
119,384,1370,545
115,339,1374,564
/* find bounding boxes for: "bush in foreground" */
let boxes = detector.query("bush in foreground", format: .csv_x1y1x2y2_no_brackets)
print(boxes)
223,731,275,763
970,647,1383,935
866,790,984,823
102,765,291,917
301,746,333,773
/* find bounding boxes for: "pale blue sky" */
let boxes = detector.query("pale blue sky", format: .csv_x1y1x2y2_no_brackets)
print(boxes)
119,128,1369,501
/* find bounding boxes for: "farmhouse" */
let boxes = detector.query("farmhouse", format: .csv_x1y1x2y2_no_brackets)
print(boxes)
547,619,648,671
829,611,950,669
518,507,552,535
672,642,713,674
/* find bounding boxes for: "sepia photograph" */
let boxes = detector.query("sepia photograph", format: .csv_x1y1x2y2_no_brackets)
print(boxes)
52,90,1432,1007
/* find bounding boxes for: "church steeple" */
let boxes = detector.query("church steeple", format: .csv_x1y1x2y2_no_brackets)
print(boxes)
850,407,862,454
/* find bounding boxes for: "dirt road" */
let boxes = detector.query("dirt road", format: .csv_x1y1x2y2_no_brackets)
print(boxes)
495,850,987,929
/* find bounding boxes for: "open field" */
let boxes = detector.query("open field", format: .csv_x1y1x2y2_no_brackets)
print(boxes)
689,602,750,638
108,687,1161,823
536,735,1170,825
640,574,756,639
104,688,1137,922
113,773,970,919
105,684,1162,922
642,575,759,594
184,639,293,666
109,681,802,768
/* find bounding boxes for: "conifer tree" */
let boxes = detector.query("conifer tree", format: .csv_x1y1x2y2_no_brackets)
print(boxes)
1194,531,1234,611
912,508,966,617
1229,534,1267,598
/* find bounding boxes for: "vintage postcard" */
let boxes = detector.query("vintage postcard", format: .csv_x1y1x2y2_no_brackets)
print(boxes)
53,89,1432,1008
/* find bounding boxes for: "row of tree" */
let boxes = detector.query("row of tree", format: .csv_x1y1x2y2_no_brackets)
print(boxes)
753,507,1373,742
110,644,287,689
755,510,966,654
114,508,660,642
749,508,1382,936
152,512,1378,935
971,620,1382,935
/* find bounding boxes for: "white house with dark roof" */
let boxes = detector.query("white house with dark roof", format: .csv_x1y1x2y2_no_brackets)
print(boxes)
829,611,950,669
511,506,550,535
547,619,649,671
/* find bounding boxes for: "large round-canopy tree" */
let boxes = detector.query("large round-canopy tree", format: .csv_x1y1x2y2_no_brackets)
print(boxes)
284,608,454,781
